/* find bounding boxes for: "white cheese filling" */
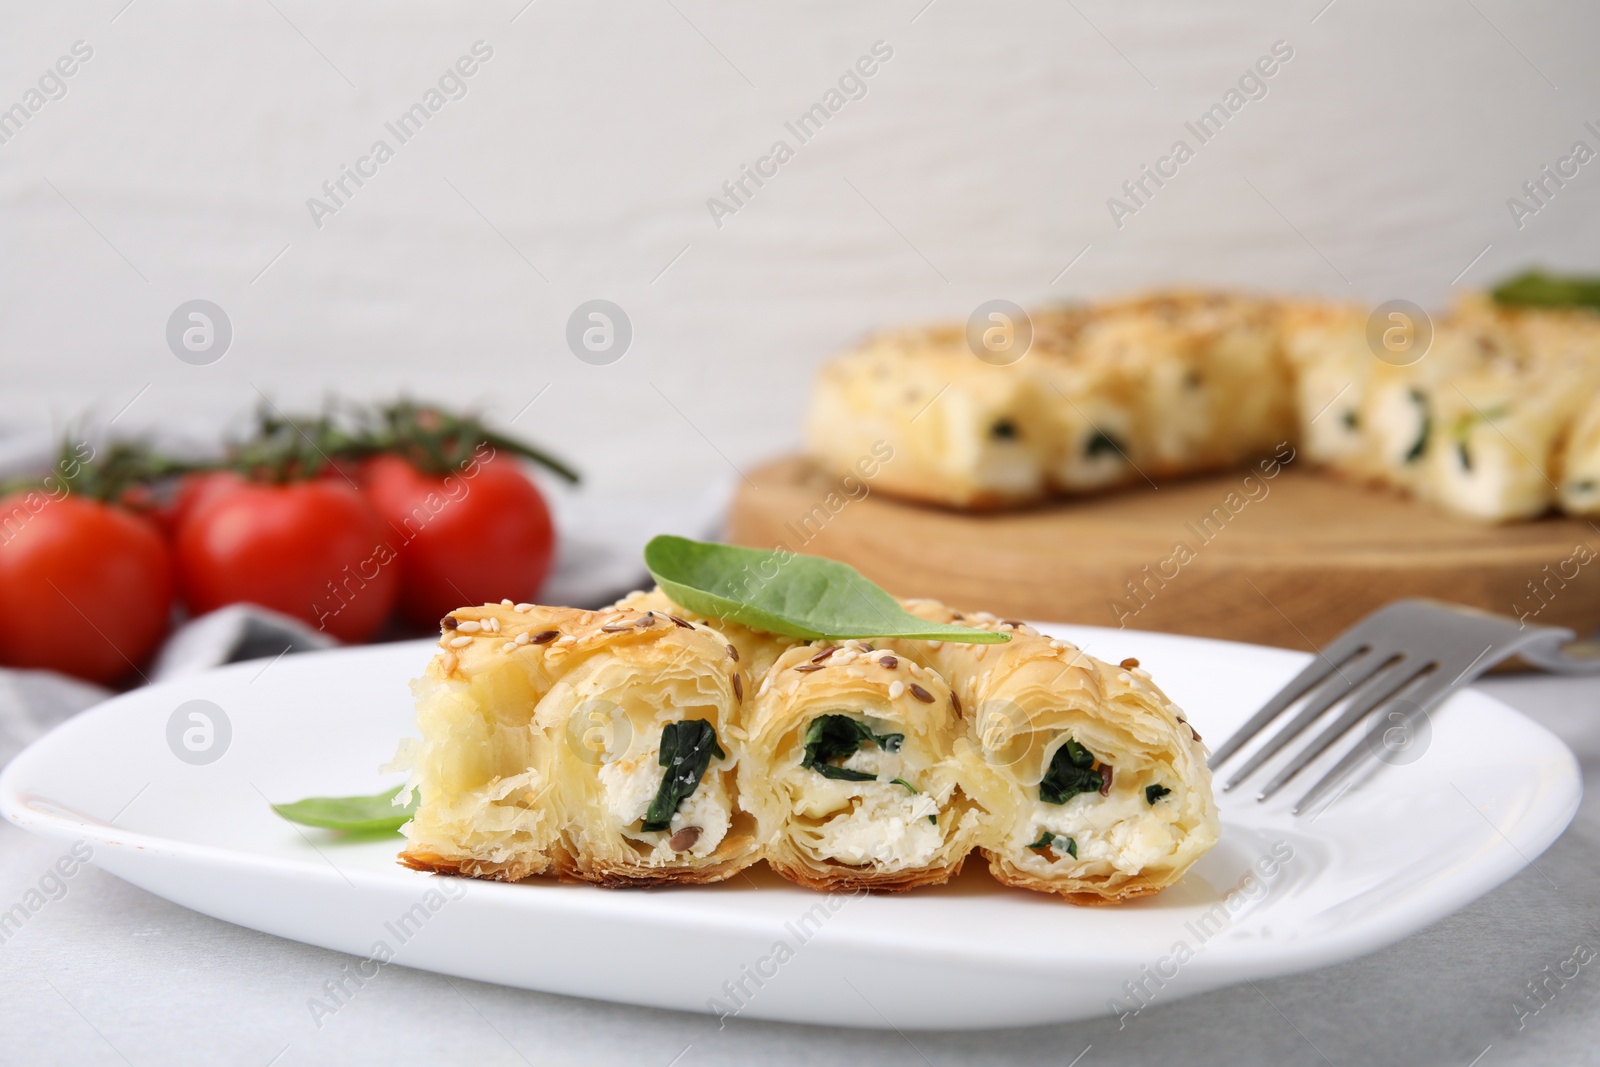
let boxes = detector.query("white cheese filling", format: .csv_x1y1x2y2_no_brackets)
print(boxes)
1024,786,1181,874
792,735,948,868
596,742,731,859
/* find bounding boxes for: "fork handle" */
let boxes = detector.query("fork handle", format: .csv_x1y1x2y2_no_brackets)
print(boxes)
1517,625,1600,675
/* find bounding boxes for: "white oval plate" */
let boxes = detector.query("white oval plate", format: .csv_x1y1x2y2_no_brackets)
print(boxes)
0,625,1580,1030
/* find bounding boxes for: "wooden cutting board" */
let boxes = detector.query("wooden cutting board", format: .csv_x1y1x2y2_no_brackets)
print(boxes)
725,455,1600,653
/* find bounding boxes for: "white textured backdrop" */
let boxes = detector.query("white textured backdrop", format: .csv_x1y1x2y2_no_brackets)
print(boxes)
2,0,1598,498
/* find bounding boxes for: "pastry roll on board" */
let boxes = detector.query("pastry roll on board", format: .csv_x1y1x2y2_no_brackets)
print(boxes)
890,602,1220,904
398,601,761,886
743,641,996,892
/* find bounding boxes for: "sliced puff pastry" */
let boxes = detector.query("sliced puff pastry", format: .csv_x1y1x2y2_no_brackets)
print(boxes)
395,591,1221,904
743,640,997,892
886,602,1219,904
395,601,762,887
808,288,1600,523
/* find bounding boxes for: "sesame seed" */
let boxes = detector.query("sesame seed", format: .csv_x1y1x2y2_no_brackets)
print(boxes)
732,673,743,701
456,621,482,633
514,603,534,612
926,640,942,650
601,624,632,633
1002,619,1023,628
441,616,459,630
1120,657,1140,670
759,676,774,697
669,615,694,630
486,617,501,632
811,646,838,663
531,629,559,644
794,663,826,673
440,652,457,673
725,644,739,661
515,631,531,645
500,599,513,607
501,641,517,653
878,655,899,669
951,691,962,714
556,635,577,646
888,681,905,699
908,683,934,703
1118,672,1134,684
449,635,473,648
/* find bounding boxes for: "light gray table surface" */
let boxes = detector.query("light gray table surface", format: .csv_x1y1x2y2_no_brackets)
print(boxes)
1,670,1596,1067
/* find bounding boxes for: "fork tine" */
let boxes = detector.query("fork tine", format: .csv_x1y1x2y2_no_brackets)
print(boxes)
1220,649,1394,791
1208,637,1374,767
1256,659,1436,801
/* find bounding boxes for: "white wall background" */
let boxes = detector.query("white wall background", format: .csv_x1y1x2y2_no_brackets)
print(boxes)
3,0,1598,500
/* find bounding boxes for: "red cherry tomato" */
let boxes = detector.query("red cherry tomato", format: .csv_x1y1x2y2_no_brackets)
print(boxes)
175,479,398,643
359,448,556,628
155,471,245,538
0,492,174,684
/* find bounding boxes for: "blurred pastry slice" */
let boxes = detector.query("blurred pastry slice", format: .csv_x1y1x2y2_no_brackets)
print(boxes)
1071,292,1293,479
1559,395,1600,515
1279,301,1371,470
805,324,1052,508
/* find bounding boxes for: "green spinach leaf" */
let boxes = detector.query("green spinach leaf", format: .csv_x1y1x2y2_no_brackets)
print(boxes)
1085,429,1127,460
1492,270,1600,310
1025,829,1077,857
642,719,726,832
1040,738,1107,805
1146,784,1171,804
271,785,416,833
643,535,1011,643
801,714,902,781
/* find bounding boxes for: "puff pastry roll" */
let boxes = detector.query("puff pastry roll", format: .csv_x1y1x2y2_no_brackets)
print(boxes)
889,602,1220,904
397,601,760,886
743,641,996,891
394,603,581,882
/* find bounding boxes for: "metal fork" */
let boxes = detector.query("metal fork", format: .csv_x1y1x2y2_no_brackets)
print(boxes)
1209,599,1600,815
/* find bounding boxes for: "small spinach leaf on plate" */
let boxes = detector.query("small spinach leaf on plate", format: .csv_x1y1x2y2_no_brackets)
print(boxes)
271,785,416,833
